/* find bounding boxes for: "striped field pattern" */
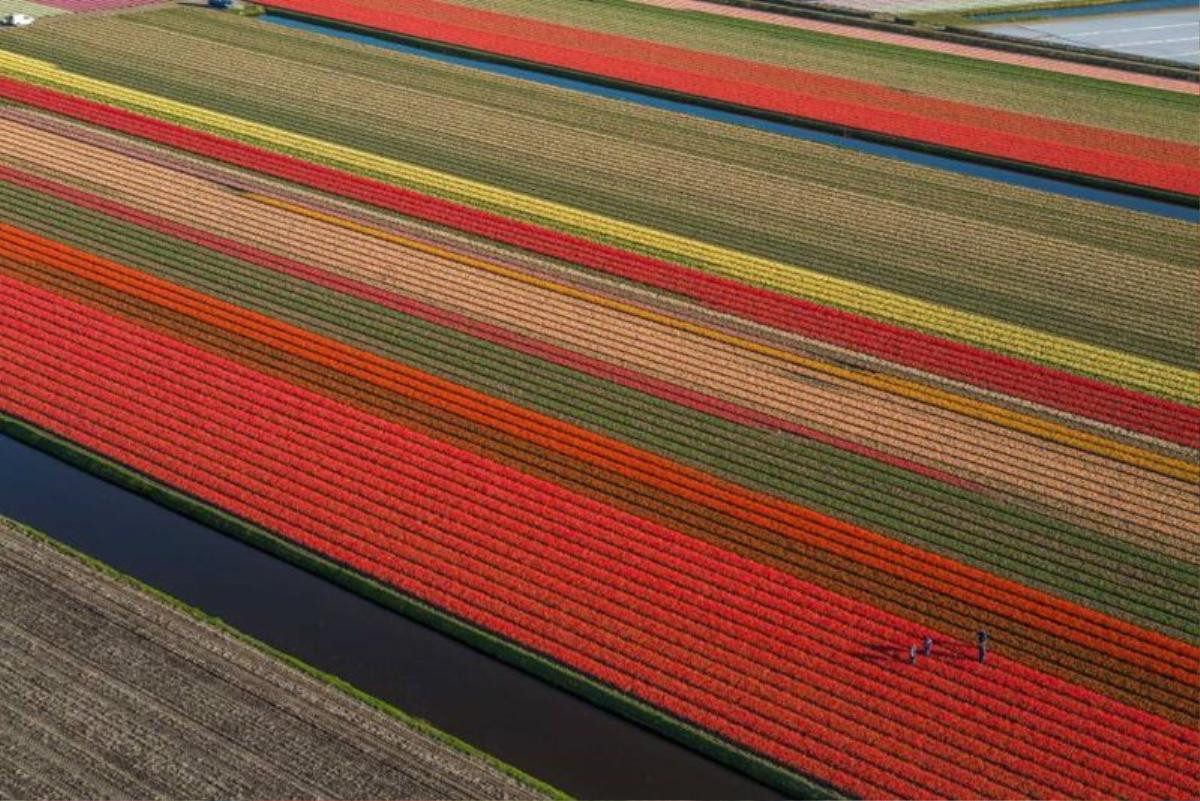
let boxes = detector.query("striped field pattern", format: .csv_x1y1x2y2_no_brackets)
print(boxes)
0,3,1195,797
255,0,1200,195
400,0,1199,146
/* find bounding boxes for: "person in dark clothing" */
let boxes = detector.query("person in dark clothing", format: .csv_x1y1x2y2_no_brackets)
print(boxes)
923,635,933,656
977,630,989,663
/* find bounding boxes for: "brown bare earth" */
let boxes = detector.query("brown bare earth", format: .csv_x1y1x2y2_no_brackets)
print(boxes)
0,518,547,800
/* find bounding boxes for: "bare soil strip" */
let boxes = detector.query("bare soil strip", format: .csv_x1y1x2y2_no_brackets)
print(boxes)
0,518,550,801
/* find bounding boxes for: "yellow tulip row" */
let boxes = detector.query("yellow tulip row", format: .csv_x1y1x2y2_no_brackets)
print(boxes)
0,50,1194,406
252,192,1197,482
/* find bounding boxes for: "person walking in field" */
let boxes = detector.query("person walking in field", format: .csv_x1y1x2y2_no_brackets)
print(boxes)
909,644,918,665
923,635,933,656
977,630,988,663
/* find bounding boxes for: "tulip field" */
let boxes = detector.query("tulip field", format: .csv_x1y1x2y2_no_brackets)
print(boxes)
0,2,1195,798
255,0,1200,195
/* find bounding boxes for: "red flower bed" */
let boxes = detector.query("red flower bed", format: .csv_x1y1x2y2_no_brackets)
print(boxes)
260,0,1200,195
0,162,987,495
0,77,1191,450
2,265,1198,800
8,223,1198,701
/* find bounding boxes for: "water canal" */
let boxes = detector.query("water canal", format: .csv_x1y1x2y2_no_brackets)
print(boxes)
263,12,1198,222
0,431,782,800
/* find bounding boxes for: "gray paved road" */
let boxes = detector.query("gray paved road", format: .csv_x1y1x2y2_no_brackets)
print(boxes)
982,9,1200,64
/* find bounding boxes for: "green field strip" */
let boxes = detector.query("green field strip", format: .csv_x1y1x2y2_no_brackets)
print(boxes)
0,416,845,801
0,10,1195,370
0,1,65,19
3,182,1194,643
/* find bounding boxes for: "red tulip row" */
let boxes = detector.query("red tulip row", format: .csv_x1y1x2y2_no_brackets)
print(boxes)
11,212,1200,733
621,0,1197,93
0,76,1192,449
1,270,1196,800
11,235,1200,748
0,314,1145,800
4,222,1194,699
10,117,1187,553
0,161,985,496
258,0,1200,196
6,139,1191,605
0,285,955,800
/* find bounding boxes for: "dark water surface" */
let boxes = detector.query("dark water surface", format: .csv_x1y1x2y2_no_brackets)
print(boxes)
0,433,782,800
